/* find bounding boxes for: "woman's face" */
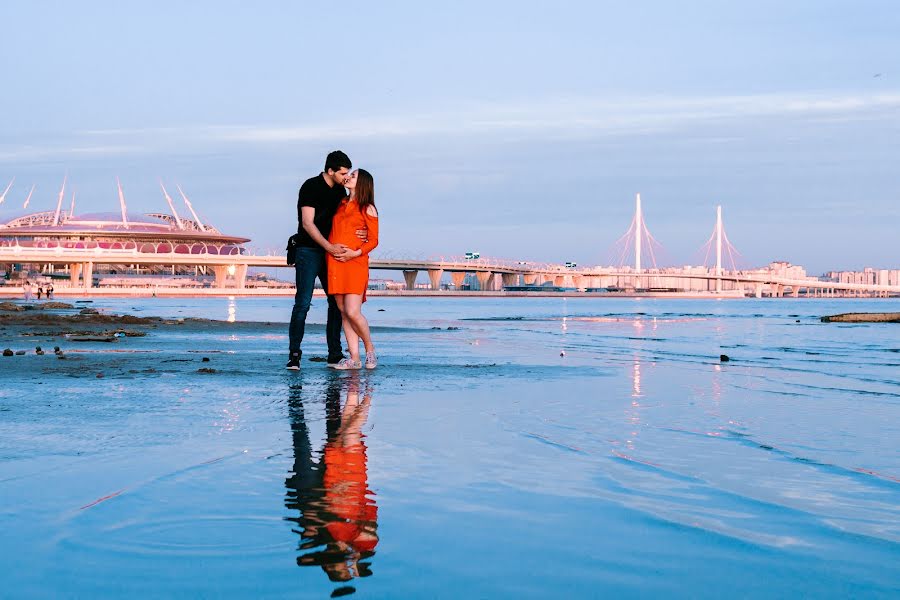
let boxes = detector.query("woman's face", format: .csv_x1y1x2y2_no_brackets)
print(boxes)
345,170,359,191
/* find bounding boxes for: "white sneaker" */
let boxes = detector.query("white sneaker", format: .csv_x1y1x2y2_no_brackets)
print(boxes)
332,357,362,370
365,351,377,370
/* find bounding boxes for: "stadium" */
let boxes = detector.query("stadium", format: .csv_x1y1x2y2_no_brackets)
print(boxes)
0,211,248,256
0,182,254,288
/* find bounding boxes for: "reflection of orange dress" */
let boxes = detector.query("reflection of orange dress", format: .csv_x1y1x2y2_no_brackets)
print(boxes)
326,200,379,299
323,443,378,553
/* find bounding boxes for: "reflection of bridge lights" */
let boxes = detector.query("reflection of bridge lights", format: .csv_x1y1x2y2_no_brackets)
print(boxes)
227,295,236,323
632,319,644,330
711,364,722,404
625,357,645,451
631,359,642,398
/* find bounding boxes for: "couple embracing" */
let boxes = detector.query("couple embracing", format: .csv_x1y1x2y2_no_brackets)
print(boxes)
287,150,379,371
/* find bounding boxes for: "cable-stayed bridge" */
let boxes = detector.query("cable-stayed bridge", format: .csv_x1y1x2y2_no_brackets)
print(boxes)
1,189,898,297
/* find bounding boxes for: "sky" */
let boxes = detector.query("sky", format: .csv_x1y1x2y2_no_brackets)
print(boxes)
1,0,898,273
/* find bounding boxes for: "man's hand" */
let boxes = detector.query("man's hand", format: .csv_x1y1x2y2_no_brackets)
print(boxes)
355,228,368,242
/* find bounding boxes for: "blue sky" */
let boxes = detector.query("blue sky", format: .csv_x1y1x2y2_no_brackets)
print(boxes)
1,0,898,272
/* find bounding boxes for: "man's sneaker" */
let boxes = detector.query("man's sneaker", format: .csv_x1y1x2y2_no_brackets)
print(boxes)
365,351,377,370
286,354,301,370
332,357,362,370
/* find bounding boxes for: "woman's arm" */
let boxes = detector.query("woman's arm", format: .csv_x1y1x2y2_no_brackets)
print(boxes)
357,206,379,256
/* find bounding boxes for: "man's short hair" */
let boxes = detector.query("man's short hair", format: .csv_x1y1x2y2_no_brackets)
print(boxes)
324,150,352,173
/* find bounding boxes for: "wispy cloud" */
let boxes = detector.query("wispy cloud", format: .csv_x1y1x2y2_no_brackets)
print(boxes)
2,91,899,164
215,91,900,142
0,144,146,163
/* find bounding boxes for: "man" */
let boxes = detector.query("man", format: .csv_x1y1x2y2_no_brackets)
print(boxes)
287,150,361,370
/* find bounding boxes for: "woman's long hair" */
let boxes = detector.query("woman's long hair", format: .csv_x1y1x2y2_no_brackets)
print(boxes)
353,169,376,214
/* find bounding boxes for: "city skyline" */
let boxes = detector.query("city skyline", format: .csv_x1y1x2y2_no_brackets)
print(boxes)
2,1,898,273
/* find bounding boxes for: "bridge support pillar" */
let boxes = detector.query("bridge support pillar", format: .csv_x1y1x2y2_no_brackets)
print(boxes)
450,272,466,289
573,275,586,290
554,275,565,287
82,262,94,289
501,273,518,288
427,269,444,290
403,270,418,290
523,273,538,286
475,271,494,291
69,263,82,287
754,283,763,298
791,286,800,298
213,266,228,288
234,264,248,289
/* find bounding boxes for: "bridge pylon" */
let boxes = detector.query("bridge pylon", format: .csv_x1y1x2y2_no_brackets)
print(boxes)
610,193,663,289
699,203,741,293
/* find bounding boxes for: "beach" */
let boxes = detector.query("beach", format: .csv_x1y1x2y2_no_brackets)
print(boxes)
1,296,898,598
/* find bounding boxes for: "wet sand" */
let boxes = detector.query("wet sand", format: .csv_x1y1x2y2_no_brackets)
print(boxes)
1,297,898,598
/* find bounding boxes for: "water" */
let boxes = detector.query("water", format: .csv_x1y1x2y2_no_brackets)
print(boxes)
1,297,898,598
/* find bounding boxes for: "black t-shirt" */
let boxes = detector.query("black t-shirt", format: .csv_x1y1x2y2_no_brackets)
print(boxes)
295,173,348,248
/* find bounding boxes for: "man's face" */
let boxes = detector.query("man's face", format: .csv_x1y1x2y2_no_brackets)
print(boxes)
327,167,350,186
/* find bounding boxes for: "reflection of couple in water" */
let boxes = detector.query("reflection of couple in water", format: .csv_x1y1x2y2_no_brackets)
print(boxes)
285,374,378,592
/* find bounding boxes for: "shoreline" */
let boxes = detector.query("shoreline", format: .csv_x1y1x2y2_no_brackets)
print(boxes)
2,288,889,300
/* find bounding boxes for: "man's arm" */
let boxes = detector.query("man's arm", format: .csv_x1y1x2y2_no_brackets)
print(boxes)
300,207,352,256
300,206,337,254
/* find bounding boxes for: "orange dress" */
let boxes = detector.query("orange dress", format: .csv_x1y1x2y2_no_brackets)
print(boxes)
327,200,379,298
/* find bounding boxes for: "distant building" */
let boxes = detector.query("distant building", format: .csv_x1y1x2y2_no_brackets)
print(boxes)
825,267,899,287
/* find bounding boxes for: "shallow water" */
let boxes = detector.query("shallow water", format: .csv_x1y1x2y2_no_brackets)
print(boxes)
1,297,898,598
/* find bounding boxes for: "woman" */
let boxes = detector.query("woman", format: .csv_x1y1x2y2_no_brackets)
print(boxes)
327,169,379,370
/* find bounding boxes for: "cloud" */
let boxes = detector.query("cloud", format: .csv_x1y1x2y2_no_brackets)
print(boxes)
0,144,145,163
213,92,900,142
2,91,899,164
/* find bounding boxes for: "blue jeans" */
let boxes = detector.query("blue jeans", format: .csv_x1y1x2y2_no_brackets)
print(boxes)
288,247,343,360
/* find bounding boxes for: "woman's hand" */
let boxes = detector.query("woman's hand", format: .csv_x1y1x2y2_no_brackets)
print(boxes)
334,248,363,263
